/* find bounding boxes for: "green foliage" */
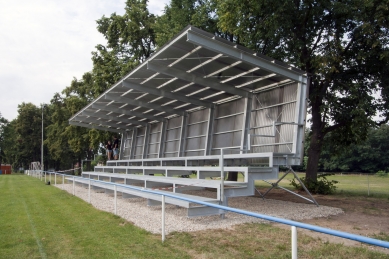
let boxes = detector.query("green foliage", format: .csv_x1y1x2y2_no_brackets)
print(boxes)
154,0,219,47
92,0,156,95
91,155,106,167
290,173,338,195
312,125,389,173
217,0,389,181
376,170,388,177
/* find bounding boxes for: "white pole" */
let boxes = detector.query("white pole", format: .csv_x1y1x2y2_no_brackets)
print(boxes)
73,176,75,195
220,148,224,203
367,174,370,196
88,179,91,204
220,148,225,219
50,172,51,183
114,185,117,215
162,195,165,242
291,226,297,259
62,174,64,190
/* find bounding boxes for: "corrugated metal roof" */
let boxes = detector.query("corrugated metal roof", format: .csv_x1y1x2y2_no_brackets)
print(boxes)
69,26,307,132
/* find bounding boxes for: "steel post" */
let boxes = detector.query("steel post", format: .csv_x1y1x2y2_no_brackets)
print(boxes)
88,179,91,204
220,148,225,218
114,185,117,215
162,195,165,242
292,226,297,259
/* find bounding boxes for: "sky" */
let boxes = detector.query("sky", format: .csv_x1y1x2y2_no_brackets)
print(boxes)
0,0,170,121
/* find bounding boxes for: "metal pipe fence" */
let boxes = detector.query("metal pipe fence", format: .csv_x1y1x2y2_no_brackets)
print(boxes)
25,170,389,258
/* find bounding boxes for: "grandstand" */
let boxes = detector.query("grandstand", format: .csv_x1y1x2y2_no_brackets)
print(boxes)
68,26,314,216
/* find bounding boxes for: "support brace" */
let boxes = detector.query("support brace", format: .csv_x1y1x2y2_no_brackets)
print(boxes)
261,166,319,206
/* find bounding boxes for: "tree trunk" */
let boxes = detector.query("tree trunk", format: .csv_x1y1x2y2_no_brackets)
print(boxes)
306,131,323,182
305,78,326,181
305,81,325,183
227,172,238,181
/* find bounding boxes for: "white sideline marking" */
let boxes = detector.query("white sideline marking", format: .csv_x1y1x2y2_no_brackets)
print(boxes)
21,199,47,259
17,189,47,259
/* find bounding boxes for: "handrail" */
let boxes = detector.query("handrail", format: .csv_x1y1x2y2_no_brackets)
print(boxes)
26,170,389,251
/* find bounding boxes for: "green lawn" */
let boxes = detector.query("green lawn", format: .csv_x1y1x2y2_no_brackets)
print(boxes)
1,175,388,259
0,175,187,259
254,172,389,197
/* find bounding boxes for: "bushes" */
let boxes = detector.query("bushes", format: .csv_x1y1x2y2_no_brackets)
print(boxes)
376,170,388,177
290,173,338,195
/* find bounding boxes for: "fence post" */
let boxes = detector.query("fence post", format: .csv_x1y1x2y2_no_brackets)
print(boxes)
88,179,91,204
114,185,117,215
73,176,75,195
162,195,165,242
367,174,370,196
291,226,297,259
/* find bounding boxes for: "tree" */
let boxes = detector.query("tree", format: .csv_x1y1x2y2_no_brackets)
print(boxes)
0,113,9,166
217,0,389,182
154,0,219,46
10,103,42,169
91,0,156,96
318,125,389,173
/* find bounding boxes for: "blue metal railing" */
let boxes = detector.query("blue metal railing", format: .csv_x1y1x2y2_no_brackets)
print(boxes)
27,170,389,251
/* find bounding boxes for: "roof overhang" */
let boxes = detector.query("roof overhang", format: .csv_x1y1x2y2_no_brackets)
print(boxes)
69,26,307,132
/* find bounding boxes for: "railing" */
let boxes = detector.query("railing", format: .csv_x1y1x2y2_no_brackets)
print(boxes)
26,170,389,259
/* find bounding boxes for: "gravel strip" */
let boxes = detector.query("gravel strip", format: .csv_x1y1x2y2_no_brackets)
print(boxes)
56,183,343,235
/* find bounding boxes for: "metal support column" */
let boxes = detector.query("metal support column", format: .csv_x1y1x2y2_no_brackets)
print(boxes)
142,124,151,159
241,94,253,154
178,112,188,157
130,128,137,159
119,131,125,160
158,120,167,158
205,106,215,155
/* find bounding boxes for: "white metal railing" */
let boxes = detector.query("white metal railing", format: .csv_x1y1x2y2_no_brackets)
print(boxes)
25,170,389,258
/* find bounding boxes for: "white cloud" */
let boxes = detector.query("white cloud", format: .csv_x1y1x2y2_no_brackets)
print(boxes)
0,0,170,121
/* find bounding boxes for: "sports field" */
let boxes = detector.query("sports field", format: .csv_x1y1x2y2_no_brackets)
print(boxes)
0,175,388,258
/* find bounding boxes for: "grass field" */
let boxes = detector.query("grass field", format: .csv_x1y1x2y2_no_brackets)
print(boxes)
1,175,388,258
255,172,389,197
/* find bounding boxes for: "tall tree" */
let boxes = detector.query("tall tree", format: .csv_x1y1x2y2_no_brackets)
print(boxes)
0,113,9,166
154,0,219,46
11,103,43,169
92,0,156,95
217,0,389,182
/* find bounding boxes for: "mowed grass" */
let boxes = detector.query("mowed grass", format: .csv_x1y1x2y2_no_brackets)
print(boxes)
0,175,187,259
1,175,388,259
255,172,389,197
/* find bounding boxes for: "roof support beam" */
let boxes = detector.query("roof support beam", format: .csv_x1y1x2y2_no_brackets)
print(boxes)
92,104,165,122
105,93,184,117
82,111,147,127
122,80,212,108
69,121,123,133
147,61,248,97
186,30,304,82
74,116,130,129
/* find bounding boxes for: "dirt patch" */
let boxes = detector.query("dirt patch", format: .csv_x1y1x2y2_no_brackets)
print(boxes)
256,188,389,254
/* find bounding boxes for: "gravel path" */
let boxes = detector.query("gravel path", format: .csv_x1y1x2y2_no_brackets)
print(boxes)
56,183,343,235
